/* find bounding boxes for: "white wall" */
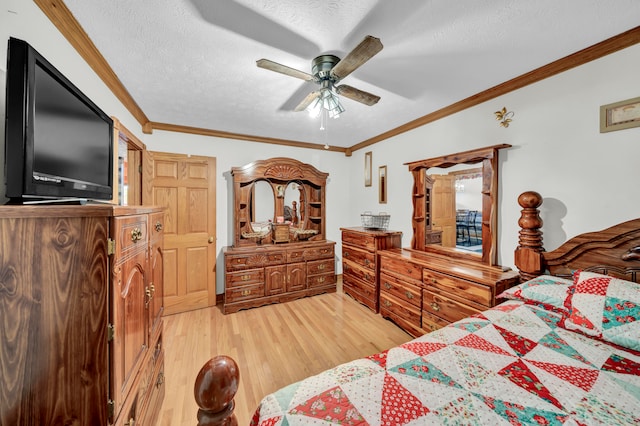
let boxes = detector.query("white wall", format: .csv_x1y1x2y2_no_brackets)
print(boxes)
3,2,640,294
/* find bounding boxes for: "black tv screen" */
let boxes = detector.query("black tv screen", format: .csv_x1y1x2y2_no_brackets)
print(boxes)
4,37,114,203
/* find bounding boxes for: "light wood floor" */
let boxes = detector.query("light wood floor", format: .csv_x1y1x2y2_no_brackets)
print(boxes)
155,280,412,426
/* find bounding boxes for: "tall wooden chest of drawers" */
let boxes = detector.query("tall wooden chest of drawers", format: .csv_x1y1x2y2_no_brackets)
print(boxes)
378,248,519,337
340,227,402,312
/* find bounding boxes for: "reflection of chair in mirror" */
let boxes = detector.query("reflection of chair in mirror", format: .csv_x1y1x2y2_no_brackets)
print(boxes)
468,210,482,245
456,210,469,244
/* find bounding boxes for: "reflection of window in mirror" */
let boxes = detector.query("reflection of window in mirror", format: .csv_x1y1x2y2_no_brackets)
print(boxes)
428,166,482,254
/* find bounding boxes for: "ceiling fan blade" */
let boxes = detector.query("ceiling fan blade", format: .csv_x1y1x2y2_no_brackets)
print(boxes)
335,84,380,106
257,59,314,81
330,35,383,81
294,90,321,111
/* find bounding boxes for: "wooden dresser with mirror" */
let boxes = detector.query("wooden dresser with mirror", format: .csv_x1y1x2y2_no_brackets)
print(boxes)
378,144,519,336
223,158,337,314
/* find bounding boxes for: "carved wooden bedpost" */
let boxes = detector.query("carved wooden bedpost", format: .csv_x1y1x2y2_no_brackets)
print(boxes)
514,191,545,282
194,355,239,426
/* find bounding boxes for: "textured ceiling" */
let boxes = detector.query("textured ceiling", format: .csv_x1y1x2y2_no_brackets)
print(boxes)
62,0,640,149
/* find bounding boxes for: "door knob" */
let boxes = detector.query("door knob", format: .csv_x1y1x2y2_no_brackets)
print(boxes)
208,236,214,244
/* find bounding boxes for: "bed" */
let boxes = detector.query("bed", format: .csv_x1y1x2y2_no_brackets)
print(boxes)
196,192,640,425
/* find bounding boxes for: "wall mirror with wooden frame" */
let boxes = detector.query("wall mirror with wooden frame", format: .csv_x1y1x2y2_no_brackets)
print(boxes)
405,144,511,265
231,157,328,247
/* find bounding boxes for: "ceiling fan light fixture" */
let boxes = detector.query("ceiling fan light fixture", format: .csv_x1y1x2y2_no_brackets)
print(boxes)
307,86,345,121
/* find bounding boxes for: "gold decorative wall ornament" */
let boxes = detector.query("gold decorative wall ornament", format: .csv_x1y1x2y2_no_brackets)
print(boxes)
494,107,514,127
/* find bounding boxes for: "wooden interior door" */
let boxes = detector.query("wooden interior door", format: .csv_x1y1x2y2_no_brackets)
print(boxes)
143,151,217,315
431,174,456,247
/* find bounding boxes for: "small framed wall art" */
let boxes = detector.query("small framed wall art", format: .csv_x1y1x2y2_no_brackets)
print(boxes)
600,96,640,132
378,165,387,204
364,151,372,187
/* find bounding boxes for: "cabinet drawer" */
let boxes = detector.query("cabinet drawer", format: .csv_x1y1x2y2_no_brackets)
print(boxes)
307,259,334,275
308,273,336,288
287,249,305,263
343,259,376,285
303,244,334,260
380,292,421,329
422,310,449,333
380,256,423,283
342,245,375,270
342,231,376,251
343,275,377,312
423,269,492,306
149,211,164,242
225,283,265,303
226,268,264,287
343,274,376,300
113,214,148,260
225,251,285,270
379,272,421,309
422,289,482,324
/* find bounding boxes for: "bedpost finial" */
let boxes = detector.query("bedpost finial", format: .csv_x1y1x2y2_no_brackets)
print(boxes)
518,191,542,209
194,355,239,426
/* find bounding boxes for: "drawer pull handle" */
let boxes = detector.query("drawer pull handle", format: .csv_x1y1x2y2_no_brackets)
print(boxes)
318,277,325,283
429,278,437,284
241,289,251,296
344,252,349,257
407,269,413,275
384,282,392,290
241,274,250,281
156,371,165,388
155,221,163,232
364,273,370,280
125,418,136,426
383,300,392,308
131,228,143,242
364,259,370,265
430,302,440,312
405,291,414,299
318,264,326,270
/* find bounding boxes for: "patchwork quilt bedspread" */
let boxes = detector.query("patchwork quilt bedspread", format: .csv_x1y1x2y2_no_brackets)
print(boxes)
251,300,640,425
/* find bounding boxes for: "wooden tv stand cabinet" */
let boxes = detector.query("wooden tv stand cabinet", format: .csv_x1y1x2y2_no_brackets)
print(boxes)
0,204,165,425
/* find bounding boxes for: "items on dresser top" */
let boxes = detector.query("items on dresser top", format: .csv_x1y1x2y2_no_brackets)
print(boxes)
340,227,402,313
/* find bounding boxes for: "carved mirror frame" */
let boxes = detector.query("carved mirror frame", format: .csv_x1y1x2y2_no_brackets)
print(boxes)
230,157,328,247
405,144,511,265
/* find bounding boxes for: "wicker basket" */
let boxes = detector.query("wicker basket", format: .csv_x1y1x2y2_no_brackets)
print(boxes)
361,212,390,230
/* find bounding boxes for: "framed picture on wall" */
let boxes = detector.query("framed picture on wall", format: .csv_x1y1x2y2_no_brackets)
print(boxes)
364,151,372,187
379,165,387,204
600,96,640,132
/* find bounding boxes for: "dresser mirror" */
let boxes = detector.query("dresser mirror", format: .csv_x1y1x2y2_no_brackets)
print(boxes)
405,144,511,265
427,166,483,253
231,157,328,247
250,180,275,227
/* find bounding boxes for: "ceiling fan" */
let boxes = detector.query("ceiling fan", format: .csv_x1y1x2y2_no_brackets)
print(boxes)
256,35,383,114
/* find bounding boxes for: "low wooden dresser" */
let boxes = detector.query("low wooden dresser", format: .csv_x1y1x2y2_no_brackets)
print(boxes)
378,248,519,336
223,240,336,314
340,227,402,312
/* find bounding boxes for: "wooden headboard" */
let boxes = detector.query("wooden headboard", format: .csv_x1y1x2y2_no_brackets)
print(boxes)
515,191,640,283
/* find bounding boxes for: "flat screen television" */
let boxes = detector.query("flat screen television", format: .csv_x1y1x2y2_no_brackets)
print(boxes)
4,37,113,204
